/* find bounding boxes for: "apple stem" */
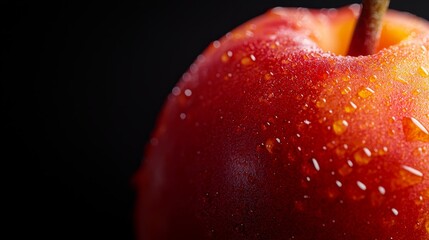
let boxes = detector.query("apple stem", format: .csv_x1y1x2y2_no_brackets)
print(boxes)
347,0,390,56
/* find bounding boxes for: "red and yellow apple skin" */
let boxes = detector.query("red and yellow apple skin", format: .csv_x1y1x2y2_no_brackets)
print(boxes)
136,5,429,239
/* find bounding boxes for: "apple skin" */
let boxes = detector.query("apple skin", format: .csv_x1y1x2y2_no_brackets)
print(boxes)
136,5,429,239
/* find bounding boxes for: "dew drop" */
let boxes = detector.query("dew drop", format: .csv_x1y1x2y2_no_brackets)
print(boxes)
391,208,399,216
333,120,349,135
378,186,386,195
264,72,274,80
335,146,347,158
402,117,429,142
265,138,277,154
338,164,352,176
221,53,230,63
212,40,221,48
413,146,428,156
221,51,233,63
336,180,343,187
357,181,367,191
341,86,352,95
184,89,192,97
377,146,388,156
396,76,409,84
316,98,327,108
418,66,429,77
392,165,424,189
342,75,351,82
172,86,181,96
241,57,253,65
312,158,320,171
402,165,424,177
358,87,375,98
354,147,372,165
344,101,357,113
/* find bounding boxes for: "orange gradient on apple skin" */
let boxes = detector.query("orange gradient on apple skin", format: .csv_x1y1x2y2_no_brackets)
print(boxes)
136,5,429,240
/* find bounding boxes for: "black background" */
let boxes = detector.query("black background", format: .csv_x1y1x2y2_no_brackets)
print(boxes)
3,1,429,239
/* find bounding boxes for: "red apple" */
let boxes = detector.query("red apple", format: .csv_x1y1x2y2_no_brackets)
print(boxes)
135,2,429,239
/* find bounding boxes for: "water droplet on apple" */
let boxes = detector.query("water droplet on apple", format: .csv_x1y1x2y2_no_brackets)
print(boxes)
418,66,429,77
338,164,353,176
391,208,399,216
265,138,279,154
378,186,386,195
241,56,255,65
402,117,429,142
344,101,357,113
369,75,377,82
356,181,367,191
184,89,192,97
402,165,424,177
316,98,326,108
413,146,428,156
212,40,221,48
333,120,348,135
375,146,388,156
353,147,372,165
395,76,408,84
358,87,375,98
335,146,347,158
341,86,352,95
392,164,424,189
342,75,351,82
336,180,342,187
221,51,233,63
264,72,274,81
312,158,320,171
172,86,181,96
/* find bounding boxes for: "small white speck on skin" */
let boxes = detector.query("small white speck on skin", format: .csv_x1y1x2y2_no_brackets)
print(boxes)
250,54,256,61
347,160,354,167
304,119,311,125
275,138,281,143
306,176,311,182
297,146,302,151
391,208,399,216
180,113,186,120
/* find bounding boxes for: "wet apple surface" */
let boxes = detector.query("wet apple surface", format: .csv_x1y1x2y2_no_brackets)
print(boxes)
136,5,429,239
